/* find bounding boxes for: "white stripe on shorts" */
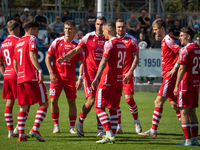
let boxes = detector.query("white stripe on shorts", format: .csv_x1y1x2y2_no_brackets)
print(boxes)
39,84,45,103
162,80,169,97
97,88,102,108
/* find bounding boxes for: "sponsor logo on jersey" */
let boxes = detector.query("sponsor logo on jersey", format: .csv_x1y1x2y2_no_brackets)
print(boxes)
117,44,126,49
194,50,200,54
1,42,12,48
16,41,25,48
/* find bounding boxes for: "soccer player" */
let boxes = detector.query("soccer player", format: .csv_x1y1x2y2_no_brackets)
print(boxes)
57,16,106,137
115,19,142,134
45,20,83,134
174,27,200,146
13,19,49,142
138,19,182,137
0,20,20,138
91,22,126,144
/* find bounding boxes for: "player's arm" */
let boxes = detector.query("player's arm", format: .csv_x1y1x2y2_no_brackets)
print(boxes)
0,59,5,76
13,59,18,74
57,46,83,65
76,60,83,90
166,48,181,77
29,51,43,83
45,53,58,84
173,64,186,97
123,52,139,83
91,57,108,89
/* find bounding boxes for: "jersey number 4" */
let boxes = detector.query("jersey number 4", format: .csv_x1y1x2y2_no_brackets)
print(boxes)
192,57,200,74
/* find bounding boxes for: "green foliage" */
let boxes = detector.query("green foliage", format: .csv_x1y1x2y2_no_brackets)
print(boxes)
0,90,200,149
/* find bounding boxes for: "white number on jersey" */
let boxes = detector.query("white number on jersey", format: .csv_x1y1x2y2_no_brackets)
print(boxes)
17,48,23,65
192,57,200,74
117,51,126,68
3,49,11,65
49,88,55,96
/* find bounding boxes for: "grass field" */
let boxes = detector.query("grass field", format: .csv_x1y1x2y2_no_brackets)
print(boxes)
0,90,199,150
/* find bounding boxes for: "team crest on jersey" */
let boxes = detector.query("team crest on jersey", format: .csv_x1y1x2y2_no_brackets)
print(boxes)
31,44,36,48
93,39,95,42
124,40,128,43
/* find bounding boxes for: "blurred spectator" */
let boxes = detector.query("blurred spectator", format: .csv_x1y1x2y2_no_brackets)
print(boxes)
165,14,174,33
14,13,25,37
188,13,200,33
114,13,122,22
137,32,151,49
61,11,72,22
42,26,53,43
34,8,48,28
126,14,140,38
20,8,31,22
44,33,58,47
170,20,182,41
138,9,150,38
150,35,161,49
0,28,8,42
76,30,83,41
0,10,6,28
78,18,91,36
49,15,64,34
86,9,96,31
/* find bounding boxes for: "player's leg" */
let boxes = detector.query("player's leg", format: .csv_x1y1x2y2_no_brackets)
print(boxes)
108,108,118,135
116,106,123,134
170,100,181,122
28,82,49,142
67,98,77,134
138,96,168,137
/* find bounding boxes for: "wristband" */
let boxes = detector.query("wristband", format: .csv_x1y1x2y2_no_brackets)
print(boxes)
174,63,179,68
79,76,83,80
38,69,43,73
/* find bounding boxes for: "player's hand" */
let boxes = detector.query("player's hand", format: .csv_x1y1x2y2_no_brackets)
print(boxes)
166,67,177,77
123,72,132,84
91,78,98,90
38,72,44,83
57,56,64,65
173,87,179,97
50,72,58,84
76,79,83,90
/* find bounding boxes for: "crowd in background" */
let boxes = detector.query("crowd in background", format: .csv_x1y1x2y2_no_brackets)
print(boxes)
0,8,200,48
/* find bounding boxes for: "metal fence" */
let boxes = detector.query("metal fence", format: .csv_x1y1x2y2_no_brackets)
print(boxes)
2,9,200,27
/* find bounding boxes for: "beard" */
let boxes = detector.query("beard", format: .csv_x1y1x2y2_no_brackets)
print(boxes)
117,32,125,36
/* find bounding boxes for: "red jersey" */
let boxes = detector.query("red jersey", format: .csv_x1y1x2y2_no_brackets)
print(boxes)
119,34,139,75
0,35,19,79
99,37,126,85
47,36,83,81
179,43,200,91
78,31,105,74
161,34,181,78
14,35,39,84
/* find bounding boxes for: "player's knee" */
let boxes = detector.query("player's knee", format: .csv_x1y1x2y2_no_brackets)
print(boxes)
68,99,76,106
51,98,58,105
41,102,49,108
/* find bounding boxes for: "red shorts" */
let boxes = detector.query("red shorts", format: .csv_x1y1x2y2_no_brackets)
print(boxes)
178,90,199,108
3,79,17,99
17,81,48,105
158,76,177,101
49,80,76,99
123,76,134,95
83,72,97,99
95,84,123,108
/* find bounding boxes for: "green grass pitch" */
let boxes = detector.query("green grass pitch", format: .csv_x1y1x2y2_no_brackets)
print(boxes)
0,90,199,150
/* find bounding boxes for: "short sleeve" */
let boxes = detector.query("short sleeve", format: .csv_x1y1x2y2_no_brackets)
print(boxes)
131,38,139,53
47,39,57,56
29,36,38,52
78,34,89,49
179,47,188,65
165,36,181,54
0,48,2,59
103,41,113,58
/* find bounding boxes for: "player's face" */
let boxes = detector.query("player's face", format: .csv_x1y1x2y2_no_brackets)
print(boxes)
179,32,188,46
64,24,75,37
31,27,39,37
116,22,126,37
95,19,105,35
153,26,162,38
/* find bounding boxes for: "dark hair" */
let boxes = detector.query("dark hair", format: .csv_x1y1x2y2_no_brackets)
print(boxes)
14,13,20,18
152,19,166,30
103,22,116,31
97,16,106,22
180,27,195,40
64,11,69,15
64,20,76,27
7,20,20,31
88,9,94,13
22,19,39,31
